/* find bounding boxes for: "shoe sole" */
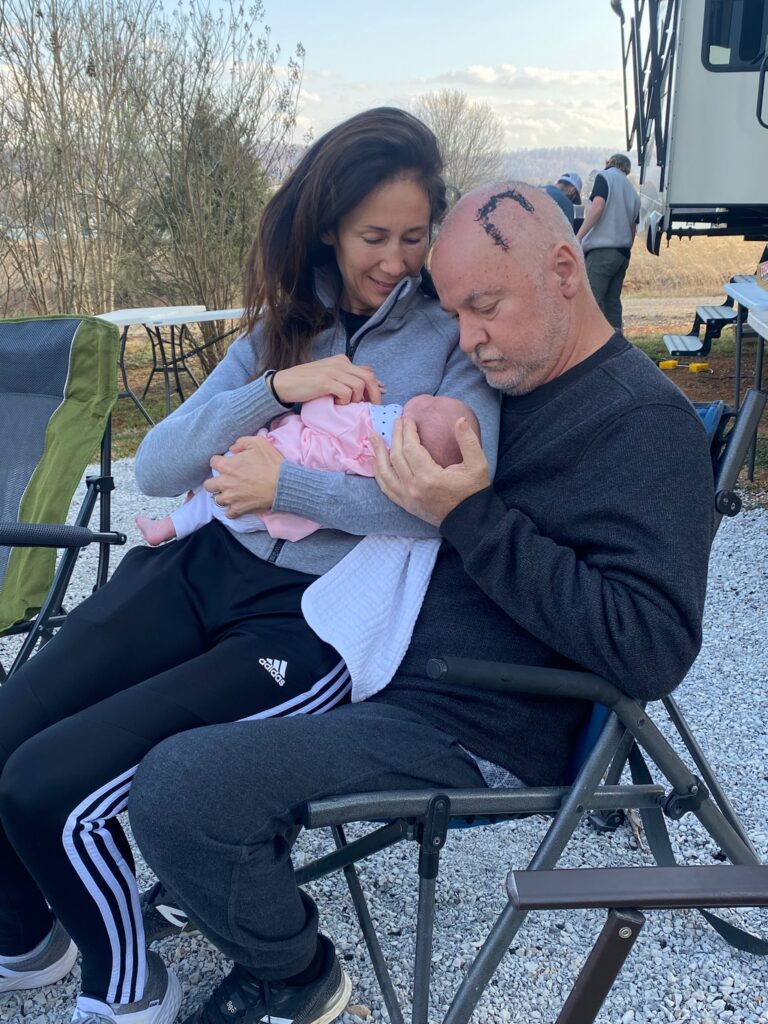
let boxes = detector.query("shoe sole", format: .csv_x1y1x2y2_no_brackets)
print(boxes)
0,939,78,992
312,970,352,1024
116,968,182,1024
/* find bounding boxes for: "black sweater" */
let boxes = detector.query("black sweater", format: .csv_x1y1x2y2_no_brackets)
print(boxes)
376,335,715,786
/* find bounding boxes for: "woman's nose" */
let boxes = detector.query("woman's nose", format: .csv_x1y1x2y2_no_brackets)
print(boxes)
379,245,408,276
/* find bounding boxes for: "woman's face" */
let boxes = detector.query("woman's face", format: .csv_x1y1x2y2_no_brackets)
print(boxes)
324,177,431,315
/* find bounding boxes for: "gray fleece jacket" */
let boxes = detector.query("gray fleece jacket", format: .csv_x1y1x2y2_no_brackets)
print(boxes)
135,272,500,576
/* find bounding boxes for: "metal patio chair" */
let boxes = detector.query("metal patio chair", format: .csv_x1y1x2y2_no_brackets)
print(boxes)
0,315,126,679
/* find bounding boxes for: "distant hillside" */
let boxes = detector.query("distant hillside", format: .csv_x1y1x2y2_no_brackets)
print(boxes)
500,147,635,188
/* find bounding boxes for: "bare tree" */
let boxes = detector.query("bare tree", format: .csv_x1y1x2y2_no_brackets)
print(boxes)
0,0,303,352
0,0,161,315
128,1,303,371
413,89,505,199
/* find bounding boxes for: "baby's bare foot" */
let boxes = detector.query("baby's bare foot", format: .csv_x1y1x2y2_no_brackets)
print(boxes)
135,515,176,546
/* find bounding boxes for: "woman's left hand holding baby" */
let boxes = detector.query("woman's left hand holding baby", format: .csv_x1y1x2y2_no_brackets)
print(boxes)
204,436,284,517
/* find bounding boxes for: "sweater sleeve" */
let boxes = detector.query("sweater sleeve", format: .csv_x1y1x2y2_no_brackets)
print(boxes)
271,343,501,538
439,404,714,700
134,331,289,497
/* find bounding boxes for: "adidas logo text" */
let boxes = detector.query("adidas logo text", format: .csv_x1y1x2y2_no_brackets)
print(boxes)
259,657,287,686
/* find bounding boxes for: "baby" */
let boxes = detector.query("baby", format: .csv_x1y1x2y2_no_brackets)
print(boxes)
136,393,480,545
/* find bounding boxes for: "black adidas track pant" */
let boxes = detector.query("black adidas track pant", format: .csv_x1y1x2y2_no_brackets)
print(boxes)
0,523,348,1004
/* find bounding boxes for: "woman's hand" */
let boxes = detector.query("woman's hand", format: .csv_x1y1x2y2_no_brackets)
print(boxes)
372,416,490,526
204,438,284,517
272,355,384,405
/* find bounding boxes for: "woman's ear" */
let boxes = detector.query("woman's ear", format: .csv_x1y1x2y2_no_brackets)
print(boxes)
320,230,336,246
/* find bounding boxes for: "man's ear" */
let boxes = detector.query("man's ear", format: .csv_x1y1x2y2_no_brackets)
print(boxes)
550,241,580,298
548,240,581,299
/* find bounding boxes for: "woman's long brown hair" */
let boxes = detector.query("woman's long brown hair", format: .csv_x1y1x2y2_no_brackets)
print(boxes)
244,107,447,373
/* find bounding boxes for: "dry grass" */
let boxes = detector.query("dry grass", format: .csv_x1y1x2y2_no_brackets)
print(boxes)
624,235,764,297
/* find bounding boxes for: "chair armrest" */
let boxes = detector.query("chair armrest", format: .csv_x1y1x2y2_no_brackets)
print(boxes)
427,656,624,708
508,865,768,911
0,522,125,549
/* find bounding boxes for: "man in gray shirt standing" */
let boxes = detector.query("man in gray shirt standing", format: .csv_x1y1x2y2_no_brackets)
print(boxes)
577,154,640,330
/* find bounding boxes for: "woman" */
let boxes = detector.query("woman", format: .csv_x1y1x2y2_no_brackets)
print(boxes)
0,108,498,1024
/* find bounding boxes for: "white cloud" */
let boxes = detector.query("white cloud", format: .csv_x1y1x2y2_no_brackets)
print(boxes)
295,62,626,150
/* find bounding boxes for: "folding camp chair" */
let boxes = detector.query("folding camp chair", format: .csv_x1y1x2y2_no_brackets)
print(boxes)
294,388,768,1024
0,315,127,680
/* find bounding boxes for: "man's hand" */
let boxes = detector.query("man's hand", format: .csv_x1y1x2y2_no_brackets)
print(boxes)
372,416,490,526
204,437,284,517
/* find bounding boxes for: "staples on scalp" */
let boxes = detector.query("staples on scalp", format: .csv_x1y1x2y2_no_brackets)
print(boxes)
474,189,535,251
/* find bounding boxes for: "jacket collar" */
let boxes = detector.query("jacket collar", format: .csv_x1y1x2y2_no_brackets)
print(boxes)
313,266,427,330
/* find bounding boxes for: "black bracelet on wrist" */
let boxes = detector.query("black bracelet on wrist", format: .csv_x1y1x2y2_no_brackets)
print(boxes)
265,370,291,408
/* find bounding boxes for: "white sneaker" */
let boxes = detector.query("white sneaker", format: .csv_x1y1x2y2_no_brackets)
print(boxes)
71,950,181,1024
0,919,77,992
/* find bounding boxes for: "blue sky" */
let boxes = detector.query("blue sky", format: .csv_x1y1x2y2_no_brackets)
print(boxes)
259,0,627,149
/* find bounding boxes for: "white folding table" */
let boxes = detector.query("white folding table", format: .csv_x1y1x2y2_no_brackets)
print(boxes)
722,279,768,409
98,306,206,424
746,305,768,479
141,308,245,417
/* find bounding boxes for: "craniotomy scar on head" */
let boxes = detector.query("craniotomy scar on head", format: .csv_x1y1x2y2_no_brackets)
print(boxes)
475,189,535,251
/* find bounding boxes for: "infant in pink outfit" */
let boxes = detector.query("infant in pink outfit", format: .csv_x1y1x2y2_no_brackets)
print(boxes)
136,393,480,545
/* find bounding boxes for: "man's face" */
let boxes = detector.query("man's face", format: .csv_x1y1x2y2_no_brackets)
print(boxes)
558,181,580,204
431,232,569,396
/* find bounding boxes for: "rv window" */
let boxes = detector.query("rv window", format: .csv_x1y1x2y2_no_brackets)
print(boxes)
702,0,768,71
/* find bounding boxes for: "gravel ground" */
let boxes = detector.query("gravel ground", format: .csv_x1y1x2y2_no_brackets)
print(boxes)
1,459,767,1024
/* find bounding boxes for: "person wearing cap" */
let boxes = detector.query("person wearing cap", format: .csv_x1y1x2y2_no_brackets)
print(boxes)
556,172,584,232
556,171,582,206
542,184,575,228
576,154,640,330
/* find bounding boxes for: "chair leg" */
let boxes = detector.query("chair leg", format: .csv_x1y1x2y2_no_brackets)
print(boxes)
412,795,450,1024
332,825,406,1024
555,909,645,1024
614,704,759,866
443,716,627,1024
662,695,760,858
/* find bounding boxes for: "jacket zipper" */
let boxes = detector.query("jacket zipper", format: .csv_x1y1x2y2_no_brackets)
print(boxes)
346,279,407,361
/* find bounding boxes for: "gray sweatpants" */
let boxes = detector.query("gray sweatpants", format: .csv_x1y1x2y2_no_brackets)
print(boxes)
128,701,486,979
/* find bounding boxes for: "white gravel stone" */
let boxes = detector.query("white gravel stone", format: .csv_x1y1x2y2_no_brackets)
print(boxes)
1,463,767,1024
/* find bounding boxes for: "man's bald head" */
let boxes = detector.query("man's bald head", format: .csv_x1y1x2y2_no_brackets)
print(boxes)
430,181,611,396
434,180,581,273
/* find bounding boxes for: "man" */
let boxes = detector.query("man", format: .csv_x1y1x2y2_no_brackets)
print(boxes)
542,183,575,228
556,171,582,207
128,182,713,1024
577,154,640,330
556,171,584,231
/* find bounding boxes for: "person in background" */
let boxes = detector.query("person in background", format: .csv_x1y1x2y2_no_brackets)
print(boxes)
576,154,640,330
556,171,584,231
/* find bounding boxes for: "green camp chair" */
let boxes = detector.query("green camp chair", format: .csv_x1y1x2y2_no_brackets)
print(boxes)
0,315,126,679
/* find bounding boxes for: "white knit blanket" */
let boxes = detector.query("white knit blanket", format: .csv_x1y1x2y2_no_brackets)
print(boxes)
301,535,440,702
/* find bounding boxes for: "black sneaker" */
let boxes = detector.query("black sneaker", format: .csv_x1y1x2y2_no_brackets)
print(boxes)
141,882,199,944
183,935,351,1024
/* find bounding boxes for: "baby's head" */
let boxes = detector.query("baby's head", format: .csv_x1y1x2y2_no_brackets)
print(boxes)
402,395,481,468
